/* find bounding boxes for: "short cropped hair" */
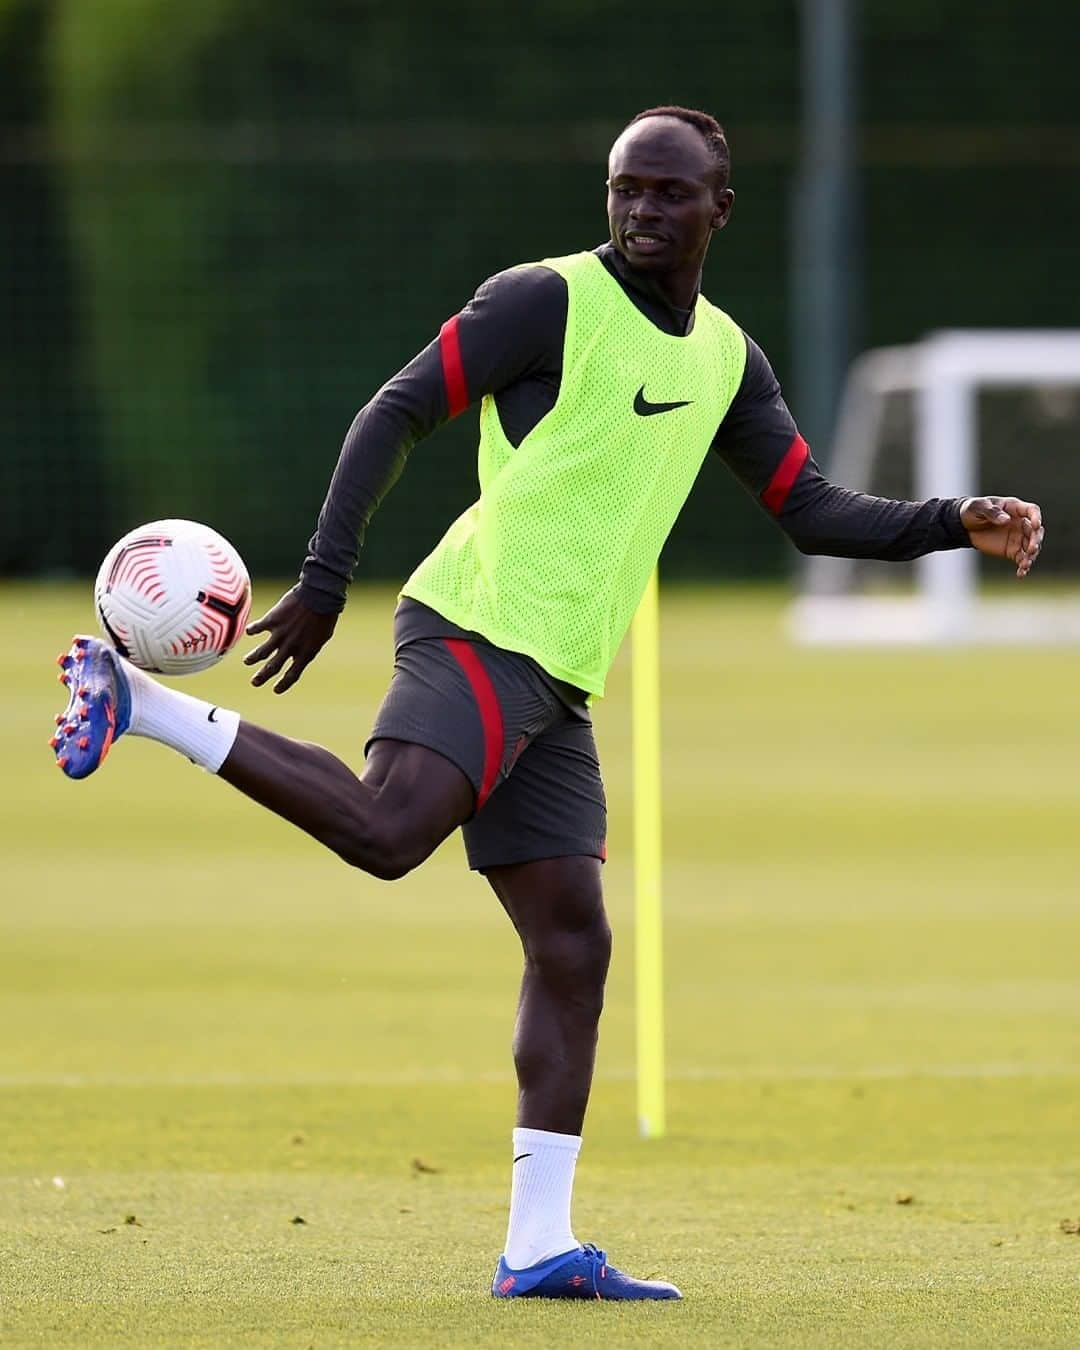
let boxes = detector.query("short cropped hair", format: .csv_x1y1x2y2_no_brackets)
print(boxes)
624,105,731,189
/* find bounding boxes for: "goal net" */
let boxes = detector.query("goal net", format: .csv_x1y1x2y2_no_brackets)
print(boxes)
790,330,1080,645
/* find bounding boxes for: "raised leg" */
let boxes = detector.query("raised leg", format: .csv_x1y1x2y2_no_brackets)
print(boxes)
218,730,475,880
51,636,475,880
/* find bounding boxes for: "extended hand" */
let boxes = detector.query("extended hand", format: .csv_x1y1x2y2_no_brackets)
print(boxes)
243,587,339,693
960,496,1044,578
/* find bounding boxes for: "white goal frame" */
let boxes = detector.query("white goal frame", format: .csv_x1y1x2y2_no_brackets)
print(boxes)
791,330,1080,645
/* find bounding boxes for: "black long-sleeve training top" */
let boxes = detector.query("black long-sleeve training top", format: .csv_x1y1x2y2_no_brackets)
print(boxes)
298,242,970,614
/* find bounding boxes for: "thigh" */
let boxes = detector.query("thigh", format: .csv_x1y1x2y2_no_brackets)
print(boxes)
368,637,566,811
462,715,607,871
360,737,475,848
486,854,607,943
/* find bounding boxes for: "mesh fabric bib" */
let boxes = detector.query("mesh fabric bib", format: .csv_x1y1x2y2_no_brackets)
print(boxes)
402,251,747,695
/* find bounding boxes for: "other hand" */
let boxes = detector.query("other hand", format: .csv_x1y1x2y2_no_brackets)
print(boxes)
243,587,339,693
960,496,1044,578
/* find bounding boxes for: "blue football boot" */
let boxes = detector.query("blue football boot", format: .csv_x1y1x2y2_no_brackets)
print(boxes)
50,636,131,780
492,1243,682,1300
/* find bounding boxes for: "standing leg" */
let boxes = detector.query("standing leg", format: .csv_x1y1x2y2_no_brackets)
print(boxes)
486,855,610,1272
487,855,611,1136
486,855,680,1299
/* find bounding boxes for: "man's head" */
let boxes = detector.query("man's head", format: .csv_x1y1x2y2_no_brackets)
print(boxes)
607,106,734,282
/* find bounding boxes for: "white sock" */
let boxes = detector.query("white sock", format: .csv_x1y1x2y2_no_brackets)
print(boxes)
122,662,240,773
503,1127,581,1270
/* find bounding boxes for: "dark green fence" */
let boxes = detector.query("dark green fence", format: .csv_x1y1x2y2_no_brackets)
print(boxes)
2,0,1077,580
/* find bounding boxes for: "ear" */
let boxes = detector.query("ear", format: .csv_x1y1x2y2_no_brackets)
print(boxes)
711,188,735,231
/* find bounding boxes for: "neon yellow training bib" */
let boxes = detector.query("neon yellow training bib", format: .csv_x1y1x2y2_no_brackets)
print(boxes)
403,251,747,696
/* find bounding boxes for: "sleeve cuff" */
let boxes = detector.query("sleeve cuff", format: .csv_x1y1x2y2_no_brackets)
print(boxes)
296,576,347,615
944,499,973,548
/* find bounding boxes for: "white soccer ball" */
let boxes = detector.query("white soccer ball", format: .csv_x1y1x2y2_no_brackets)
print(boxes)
94,519,252,675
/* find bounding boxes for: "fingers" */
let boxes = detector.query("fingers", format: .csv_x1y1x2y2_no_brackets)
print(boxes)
1015,514,1046,578
272,656,308,695
249,649,287,687
245,637,311,692
1003,500,1045,577
243,634,278,668
245,588,300,636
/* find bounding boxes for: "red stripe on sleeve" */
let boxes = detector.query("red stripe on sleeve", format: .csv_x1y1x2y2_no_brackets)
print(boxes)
442,639,504,808
439,315,468,419
762,433,809,515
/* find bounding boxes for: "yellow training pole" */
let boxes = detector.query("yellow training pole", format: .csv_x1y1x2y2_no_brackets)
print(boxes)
632,567,665,1138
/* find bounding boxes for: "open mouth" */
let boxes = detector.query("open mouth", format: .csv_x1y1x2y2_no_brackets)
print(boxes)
624,232,667,250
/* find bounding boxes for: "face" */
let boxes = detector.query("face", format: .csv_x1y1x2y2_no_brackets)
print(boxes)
606,117,734,277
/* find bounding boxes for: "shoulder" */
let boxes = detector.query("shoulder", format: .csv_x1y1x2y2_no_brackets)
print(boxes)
455,265,568,355
735,333,783,401
452,264,569,387
468,263,569,312
713,329,796,444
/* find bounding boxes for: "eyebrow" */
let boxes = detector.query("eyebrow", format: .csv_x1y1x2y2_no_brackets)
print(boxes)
608,173,702,189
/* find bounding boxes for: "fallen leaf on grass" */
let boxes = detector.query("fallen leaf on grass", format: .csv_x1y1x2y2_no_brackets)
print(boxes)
895,1193,915,1206
124,1215,143,1226
1059,1218,1080,1235
99,1228,117,1235
411,1157,441,1175
291,1215,307,1225
990,1239,1004,1247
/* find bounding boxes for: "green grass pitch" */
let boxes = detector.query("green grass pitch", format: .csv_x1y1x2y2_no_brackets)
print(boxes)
2,581,1078,1347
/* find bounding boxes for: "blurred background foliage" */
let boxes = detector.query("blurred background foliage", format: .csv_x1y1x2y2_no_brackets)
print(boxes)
2,0,1077,579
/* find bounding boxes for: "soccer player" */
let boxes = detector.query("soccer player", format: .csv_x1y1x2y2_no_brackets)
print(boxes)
51,107,1043,1301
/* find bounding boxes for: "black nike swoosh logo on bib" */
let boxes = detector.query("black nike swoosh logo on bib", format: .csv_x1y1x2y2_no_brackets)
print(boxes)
634,386,692,416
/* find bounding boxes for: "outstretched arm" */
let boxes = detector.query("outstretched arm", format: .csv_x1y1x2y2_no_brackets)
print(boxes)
715,339,1044,568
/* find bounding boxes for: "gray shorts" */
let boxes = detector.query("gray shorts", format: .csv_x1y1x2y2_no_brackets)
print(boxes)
367,607,606,872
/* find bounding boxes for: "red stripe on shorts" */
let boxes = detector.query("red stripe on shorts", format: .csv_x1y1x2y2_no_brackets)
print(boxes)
439,315,468,418
762,433,809,514
442,639,503,809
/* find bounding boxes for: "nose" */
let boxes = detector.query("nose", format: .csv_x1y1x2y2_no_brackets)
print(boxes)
628,191,663,223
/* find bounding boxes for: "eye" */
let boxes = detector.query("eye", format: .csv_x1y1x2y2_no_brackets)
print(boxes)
664,189,687,202
611,184,636,197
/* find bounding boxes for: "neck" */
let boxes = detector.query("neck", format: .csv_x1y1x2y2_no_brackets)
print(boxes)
650,263,702,312
603,244,702,314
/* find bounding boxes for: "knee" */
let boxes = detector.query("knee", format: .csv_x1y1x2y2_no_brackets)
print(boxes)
526,913,612,1004
334,814,427,882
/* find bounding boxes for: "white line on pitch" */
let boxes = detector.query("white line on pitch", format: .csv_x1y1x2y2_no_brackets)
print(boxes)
0,1063,1076,1088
